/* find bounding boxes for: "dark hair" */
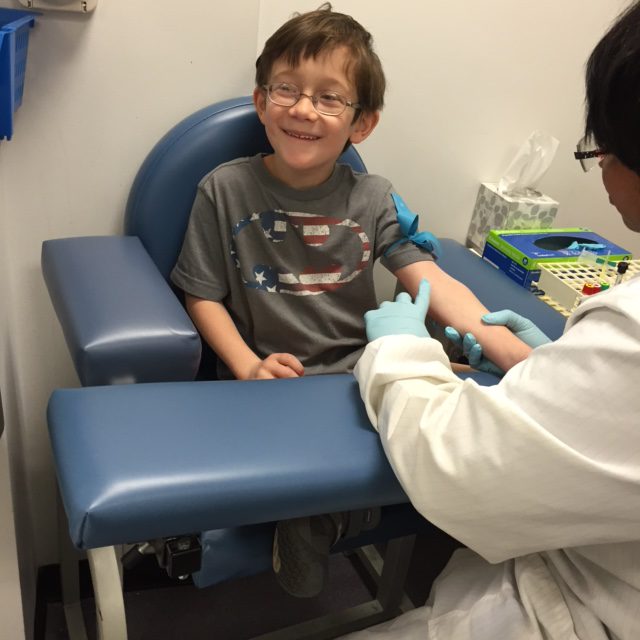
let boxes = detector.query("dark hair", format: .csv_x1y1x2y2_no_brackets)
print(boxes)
255,3,386,114
585,1,640,173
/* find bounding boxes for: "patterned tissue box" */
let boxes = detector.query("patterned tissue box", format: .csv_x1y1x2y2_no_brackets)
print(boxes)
467,182,559,253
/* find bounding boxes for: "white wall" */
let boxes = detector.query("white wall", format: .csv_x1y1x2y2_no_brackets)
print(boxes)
0,184,27,640
259,0,637,297
0,439,26,640
0,0,260,631
0,0,636,634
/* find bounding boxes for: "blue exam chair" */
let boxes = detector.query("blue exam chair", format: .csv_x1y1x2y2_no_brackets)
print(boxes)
42,97,566,639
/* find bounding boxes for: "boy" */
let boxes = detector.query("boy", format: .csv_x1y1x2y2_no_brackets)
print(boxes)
171,4,528,597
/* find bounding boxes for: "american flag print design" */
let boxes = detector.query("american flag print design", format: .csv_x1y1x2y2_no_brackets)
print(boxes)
230,209,371,296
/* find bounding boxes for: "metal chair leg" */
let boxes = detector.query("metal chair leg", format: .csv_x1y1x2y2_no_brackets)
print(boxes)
87,546,128,640
58,492,88,640
58,504,413,640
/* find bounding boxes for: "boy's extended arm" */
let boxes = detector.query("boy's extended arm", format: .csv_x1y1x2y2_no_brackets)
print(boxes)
394,261,531,372
185,294,304,379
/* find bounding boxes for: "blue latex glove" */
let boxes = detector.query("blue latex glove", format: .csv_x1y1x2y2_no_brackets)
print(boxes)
444,310,551,375
365,279,431,342
444,327,498,374
481,310,551,348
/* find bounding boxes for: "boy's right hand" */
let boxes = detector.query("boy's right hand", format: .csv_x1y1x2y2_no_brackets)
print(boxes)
247,353,304,379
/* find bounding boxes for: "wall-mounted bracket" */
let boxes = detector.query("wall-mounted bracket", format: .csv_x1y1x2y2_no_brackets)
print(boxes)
18,0,96,13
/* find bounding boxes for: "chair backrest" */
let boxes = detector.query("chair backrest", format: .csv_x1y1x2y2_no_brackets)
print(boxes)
124,96,367,280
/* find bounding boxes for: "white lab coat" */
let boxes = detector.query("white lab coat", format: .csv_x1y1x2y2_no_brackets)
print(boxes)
341,275,640,640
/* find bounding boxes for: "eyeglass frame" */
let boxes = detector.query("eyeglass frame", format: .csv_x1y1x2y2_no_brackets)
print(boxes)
262,82,361,117
574,135,606,172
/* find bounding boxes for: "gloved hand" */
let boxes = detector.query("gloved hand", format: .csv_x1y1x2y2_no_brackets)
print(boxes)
365,279,431,342
444,327,497,374
481,310,551,348
444,310,551,375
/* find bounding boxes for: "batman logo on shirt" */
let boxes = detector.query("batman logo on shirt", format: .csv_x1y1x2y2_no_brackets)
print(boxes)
230,210,370,296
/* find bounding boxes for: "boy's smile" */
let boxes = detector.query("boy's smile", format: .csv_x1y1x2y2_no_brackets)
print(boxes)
253,47,379,190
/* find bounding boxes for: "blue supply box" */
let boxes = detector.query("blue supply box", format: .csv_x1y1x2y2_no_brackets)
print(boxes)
482,228,632,288
0,9,37,141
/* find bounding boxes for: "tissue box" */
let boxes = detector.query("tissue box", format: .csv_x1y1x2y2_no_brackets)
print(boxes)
482,228,632,288
467,183,559,253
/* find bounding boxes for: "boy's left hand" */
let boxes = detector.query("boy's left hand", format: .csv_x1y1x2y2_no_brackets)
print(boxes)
365,279,431,341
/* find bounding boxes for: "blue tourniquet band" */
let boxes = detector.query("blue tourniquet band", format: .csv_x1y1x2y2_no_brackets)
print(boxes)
385,192,442,259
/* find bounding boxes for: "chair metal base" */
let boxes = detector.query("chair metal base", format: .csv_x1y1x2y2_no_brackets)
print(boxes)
58,506,416,640
253,536,416,640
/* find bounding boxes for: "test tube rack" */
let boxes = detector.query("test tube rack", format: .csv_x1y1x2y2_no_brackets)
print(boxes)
534,259,640,317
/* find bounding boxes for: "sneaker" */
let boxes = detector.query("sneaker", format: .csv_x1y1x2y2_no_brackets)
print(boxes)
273,513,345,598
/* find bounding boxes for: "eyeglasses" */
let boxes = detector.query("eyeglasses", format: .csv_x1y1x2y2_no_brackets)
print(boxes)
574,135,606,172
263,82,360,116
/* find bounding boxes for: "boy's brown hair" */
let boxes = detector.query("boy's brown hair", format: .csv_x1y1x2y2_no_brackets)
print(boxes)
255,3,386,114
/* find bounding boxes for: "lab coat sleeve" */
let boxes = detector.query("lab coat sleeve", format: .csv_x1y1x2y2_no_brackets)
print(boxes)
354,302,640,564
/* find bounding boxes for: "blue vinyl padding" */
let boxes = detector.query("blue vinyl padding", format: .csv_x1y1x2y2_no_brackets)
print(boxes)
42,236,201,386
45,237,564,552
48,370,495,550
49,375,399,549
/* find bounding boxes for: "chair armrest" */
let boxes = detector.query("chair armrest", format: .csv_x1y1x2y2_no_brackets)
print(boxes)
48,370,497,549
437,239,566,340
42,236,201,386
48,375,404,548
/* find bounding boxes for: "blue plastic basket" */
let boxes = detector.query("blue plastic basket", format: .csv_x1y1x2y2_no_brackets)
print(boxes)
0,9,37,141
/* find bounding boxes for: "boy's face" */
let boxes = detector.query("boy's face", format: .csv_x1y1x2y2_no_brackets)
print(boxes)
253,46,379,190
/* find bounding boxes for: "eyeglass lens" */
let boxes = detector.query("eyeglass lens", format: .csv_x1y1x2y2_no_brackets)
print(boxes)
266,83,349,116
575,135,604,172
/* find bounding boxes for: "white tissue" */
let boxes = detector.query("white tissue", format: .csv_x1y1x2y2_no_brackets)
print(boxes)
497,130,559,197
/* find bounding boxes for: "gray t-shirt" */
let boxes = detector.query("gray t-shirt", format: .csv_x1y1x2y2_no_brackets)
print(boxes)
171,154,433,378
